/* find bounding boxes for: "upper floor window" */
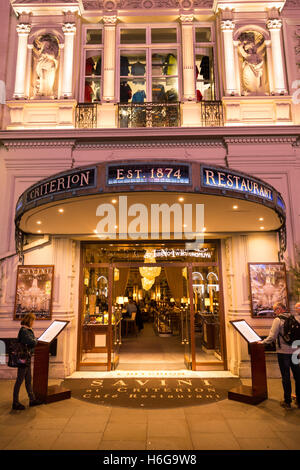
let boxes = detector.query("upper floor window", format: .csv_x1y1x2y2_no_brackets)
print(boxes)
194,25,216,101
81,26,103,102
117,25,180,104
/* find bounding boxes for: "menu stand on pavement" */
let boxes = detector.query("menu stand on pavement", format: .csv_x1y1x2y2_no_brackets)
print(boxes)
228,320,268,405
33,320,71,404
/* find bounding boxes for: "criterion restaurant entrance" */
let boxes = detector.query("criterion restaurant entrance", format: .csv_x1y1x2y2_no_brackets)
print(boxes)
77,240,226,371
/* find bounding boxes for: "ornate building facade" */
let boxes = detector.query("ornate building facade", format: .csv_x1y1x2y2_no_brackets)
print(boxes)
0,0,300,379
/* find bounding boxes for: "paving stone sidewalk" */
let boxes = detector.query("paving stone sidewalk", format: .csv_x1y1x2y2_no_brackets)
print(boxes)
0,378,299,451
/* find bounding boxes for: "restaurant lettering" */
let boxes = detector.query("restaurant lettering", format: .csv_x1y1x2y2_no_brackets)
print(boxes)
26,168,95,204
202,167,273,201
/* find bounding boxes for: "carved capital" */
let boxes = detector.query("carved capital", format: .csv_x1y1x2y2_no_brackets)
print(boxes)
62,23,76,34
267,19,283,30
179,14,194,24
103,15,118,25
220,20,235,31
16,23,31,35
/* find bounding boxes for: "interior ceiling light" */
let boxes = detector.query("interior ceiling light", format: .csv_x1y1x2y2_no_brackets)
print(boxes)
233,205,238,209
141,277,155,291
178,197,184,202
58,208,64,213
139,249,161,280
260,226,265,230
259,217,264,221
36,221,42,225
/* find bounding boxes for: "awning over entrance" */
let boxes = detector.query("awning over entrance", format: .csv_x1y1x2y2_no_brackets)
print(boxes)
15,161,286,258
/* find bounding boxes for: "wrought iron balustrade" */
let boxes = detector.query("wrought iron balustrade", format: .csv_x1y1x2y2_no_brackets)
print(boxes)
200,100,224,127
118,102,181,128
75,102,97,129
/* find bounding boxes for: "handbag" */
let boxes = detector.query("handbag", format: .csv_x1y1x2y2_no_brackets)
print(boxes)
7,340,31,368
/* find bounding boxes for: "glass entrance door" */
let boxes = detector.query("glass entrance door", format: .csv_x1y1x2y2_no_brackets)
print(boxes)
79,241,226,371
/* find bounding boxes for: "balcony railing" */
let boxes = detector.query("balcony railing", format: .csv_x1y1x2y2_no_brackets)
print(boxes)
75,100,224,129
118,102,181,128
75,102,97,129
201,100,224,127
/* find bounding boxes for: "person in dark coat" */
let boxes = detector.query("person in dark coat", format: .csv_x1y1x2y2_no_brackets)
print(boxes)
135,302,144,331
12,313,42,410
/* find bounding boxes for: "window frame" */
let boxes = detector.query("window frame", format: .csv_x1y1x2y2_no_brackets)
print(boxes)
116,23,182,103
80,25,104,103
193,23,218,101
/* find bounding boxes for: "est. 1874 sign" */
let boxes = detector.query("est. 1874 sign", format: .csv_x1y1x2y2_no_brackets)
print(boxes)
107,163,190,185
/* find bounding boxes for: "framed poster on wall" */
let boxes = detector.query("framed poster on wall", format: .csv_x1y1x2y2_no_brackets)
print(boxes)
14,265,54,320
248,262,288,318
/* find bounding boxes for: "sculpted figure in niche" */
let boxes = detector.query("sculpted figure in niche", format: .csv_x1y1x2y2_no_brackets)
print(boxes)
237,31,267,95
32,34,59,98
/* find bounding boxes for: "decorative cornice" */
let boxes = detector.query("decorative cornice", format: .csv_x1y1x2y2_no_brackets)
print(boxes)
82,0,213,10
76,139,224,149
224,136,297,144
3,139,76,149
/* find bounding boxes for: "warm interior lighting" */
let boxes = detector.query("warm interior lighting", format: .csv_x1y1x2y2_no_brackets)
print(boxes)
36,221,42,225
202,227,206,232
141,277,155,291
233,205,238,210
58,208,64,213
114,268,120,281
112,199,117,204
259,217,264,221
37,230,41,233
116,296,124,305
260,226,265,230
139,249,161,281
204,298,211,307
178,197,184,202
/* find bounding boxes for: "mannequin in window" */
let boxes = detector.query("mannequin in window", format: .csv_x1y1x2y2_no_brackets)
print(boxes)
200,56,210,80
132,89,146,103
131,61,146,76
120,81,132,103
120,56,129,76
152,84,166,102
85,81,93,102
163,54,177,75
165,88,178,102
86,56,101,76
196,89,203,102
91,81,100,101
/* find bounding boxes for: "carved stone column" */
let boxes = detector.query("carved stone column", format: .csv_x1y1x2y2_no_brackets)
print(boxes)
180,14,196,101
221,20,238,96
267,19,287,95
14,23,31,98
102,15,117,102
264,39,274,95
61,22,76,98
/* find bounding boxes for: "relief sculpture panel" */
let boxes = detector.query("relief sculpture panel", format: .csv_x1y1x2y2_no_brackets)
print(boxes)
237,31,267,96
31,33,60,99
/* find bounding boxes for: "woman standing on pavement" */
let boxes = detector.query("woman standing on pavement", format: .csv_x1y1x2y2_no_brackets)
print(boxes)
12,313,42,410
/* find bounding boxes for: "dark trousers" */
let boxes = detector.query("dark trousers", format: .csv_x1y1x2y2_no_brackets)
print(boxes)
277,353,300,404
13,364,35,404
